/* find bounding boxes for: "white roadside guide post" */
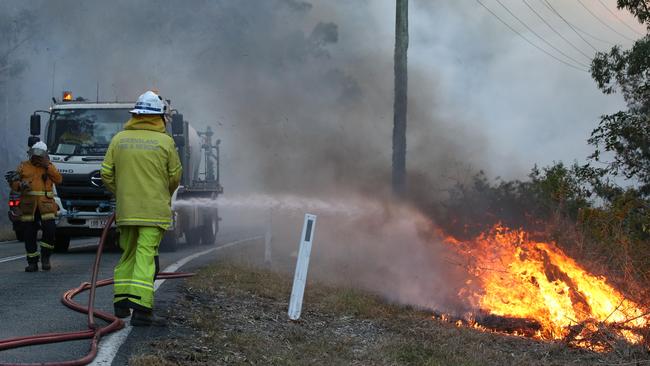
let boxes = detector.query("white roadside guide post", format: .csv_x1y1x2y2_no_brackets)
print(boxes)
288,213,317,321
264,208,272,265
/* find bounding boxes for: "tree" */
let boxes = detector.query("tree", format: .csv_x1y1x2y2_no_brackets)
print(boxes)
0,8,34,151
0,8,35,222
0,9,33,93
589,1,650,194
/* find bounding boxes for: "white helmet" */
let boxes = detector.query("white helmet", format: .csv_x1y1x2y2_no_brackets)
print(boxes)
130,90,167,115
30,141,48,157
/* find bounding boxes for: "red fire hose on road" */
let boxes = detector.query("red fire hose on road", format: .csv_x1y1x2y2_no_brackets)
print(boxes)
0,214,193,366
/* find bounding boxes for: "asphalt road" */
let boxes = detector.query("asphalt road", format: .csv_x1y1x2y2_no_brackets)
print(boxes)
0,225,264,365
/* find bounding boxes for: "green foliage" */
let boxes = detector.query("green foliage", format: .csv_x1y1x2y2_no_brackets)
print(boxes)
527,163,592,218
589,3,650,194
437,163,591,240
616,0,650,27
579,188,650,243
575,2,650,285
591,39,650,111
588,111,650,194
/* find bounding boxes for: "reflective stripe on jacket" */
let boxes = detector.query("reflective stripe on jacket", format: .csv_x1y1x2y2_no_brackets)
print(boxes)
101,115,182,229
10,161,62,222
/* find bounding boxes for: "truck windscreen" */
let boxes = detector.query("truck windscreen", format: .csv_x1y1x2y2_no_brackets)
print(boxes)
47,109,130,156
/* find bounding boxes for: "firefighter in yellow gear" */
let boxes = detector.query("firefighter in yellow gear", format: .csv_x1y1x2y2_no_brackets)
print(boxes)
6,141,62,272
101,90,182,326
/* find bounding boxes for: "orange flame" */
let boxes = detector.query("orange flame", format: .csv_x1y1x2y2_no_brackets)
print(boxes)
441,225,649,348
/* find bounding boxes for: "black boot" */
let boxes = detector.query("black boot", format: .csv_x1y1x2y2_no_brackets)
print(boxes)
114,304,131,319
25,262,38,272
41,255,51,271
131,309,167,327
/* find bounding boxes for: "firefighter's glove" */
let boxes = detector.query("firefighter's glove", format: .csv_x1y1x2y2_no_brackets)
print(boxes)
31,156,50,168
19,181,30,191
4,171,20,184
42,155,51,168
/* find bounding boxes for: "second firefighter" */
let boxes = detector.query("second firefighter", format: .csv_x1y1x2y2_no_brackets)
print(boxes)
6,141,62,272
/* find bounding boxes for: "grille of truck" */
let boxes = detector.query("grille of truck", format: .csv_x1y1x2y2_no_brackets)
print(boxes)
57,172,114,212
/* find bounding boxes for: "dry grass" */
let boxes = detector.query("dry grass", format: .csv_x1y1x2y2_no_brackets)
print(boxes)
129,252,650,366
128,355,177,366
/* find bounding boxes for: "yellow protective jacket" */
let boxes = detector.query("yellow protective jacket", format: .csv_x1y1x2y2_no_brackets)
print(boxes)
101,115,182,229
11,161,63,221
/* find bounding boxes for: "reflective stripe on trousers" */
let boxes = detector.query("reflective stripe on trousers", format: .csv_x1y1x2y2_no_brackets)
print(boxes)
39,241,55,250
113,226,163,310
24,210,56,264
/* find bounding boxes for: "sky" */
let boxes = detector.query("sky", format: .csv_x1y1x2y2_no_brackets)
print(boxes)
409,0,640,178
0,0,645,205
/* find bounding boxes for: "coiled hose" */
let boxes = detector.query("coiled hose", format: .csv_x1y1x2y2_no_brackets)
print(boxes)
0,213,193,366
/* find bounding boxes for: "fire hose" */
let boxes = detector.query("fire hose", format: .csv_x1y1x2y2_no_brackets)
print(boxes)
0,213,193,366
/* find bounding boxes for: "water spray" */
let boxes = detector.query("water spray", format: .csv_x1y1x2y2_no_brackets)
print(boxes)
173,193,388,218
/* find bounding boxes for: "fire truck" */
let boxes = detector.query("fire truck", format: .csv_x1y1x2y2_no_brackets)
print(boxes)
8,92,222,252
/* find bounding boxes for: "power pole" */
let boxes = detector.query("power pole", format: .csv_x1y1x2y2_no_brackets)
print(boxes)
392,0,409,196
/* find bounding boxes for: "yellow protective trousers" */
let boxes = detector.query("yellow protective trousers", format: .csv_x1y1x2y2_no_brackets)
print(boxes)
113,226,163,311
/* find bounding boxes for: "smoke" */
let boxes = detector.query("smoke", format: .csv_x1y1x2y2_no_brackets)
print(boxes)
1,1,636,200
214,194,469,313
0,0,491,202
2,1,635,194
0,0,642,309
304,201,466,312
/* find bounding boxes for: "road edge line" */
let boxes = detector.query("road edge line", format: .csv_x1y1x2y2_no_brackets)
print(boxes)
90,235,264,366
0,254,26,264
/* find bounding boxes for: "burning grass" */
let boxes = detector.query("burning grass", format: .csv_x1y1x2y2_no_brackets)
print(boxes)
130,255,650,365
440,224,650,353
129,198,650,363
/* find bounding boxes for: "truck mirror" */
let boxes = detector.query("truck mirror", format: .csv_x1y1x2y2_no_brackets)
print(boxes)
27,136,40,148
30,114,41,136
171,114,184,135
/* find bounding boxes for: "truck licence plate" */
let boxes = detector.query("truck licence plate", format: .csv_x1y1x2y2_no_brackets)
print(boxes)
89,218,109,229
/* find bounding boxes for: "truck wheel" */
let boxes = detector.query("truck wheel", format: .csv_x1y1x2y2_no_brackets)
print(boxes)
160,231,178,252
54,235,71,253
185,227,201,246
200,218,218,246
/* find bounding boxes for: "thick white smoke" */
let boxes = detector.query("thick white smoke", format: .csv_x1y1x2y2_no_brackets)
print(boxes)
1,0,635,200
